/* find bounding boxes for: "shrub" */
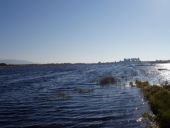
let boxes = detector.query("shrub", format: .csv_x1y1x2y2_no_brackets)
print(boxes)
136,81,170,128
135,80,149,88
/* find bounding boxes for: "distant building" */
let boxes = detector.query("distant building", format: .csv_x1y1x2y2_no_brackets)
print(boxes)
123,58,141,63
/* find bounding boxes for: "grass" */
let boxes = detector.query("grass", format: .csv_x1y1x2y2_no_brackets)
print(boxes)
136,80,170,128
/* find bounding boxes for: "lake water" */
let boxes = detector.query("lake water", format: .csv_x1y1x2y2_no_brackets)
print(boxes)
0,63,169,128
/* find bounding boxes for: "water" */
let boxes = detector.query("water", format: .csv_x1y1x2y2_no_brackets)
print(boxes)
0,63,169,128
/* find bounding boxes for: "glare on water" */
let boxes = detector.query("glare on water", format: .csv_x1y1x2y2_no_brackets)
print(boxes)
156,63,170,83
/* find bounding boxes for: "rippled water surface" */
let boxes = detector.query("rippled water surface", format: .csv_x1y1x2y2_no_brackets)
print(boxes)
0,63,169,128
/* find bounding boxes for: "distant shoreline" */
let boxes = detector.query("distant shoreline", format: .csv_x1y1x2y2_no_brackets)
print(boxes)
1,60,170,67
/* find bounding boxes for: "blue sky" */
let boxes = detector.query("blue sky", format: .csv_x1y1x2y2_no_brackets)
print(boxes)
0,0,170,63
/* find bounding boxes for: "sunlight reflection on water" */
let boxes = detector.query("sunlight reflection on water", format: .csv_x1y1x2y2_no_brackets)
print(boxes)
156,63,170,83
160,63,170,69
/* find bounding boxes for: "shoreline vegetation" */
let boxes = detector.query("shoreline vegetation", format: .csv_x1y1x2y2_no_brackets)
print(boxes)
135,81,170,128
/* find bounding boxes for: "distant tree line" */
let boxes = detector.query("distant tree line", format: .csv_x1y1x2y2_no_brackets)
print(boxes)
0,63,7,66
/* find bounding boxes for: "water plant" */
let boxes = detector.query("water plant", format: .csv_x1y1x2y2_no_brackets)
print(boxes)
74,87,94,94
99,76,117,85
56,91,70,100
129,81,135,87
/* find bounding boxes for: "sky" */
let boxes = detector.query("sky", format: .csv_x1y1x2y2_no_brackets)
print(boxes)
1,0,170,63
